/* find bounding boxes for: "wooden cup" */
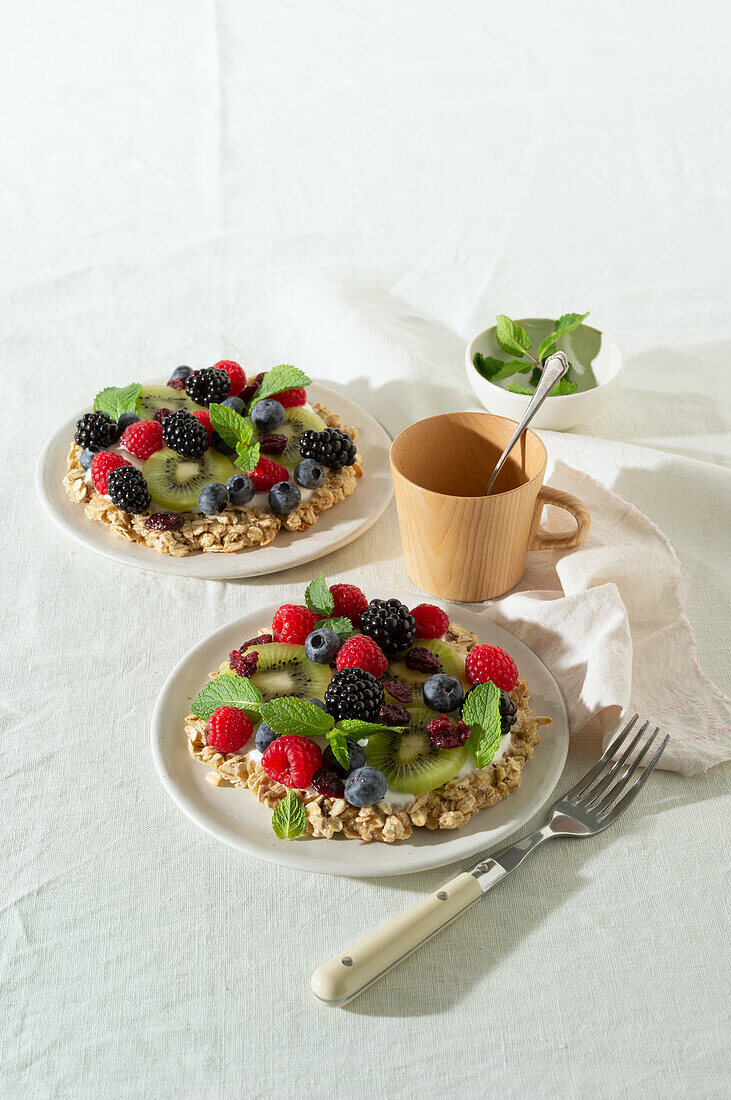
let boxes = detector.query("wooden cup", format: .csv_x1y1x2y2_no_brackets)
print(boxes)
390,412,590,601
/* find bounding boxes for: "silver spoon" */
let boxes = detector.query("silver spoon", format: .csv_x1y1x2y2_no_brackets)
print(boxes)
484,351,569,495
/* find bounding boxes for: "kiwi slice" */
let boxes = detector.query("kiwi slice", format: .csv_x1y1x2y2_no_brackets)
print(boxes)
142,448,236,512
365,706,468,796
247,643,332,702
136,384,203,419
385,639,468,707
255,406,326,467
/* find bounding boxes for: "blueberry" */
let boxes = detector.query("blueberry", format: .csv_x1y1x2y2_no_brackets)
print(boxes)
344,766,388,807
423,673,464,713
117,411,140,432
304,697,328,711
168,366,192,384
268,481,301,514
226,473,255,506
255,720,278,754
198,482,229,515
221,396,245,414
304,628,342,664
79,448,95,470
323,739,366,776
211,431,236,456
251,399,286,431
294,458,324,489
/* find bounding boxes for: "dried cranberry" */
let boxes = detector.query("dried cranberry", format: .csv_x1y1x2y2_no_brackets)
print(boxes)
153,407,171,423
427,715,470,749
145,512,185,531
167,378,185,391
258,433,287,455
404,647,442,674
239,634,274,651
379,703,411,726
311,768,345,798
229,650,258,677
382,680,413,704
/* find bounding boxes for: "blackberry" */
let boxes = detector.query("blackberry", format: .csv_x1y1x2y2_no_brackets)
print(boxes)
324,668,384,723
359,598,416,656
161,409,208,459
107,466,151,513
183,367,230,407
299,427,357,469
499,690,518,736
74,411,120,451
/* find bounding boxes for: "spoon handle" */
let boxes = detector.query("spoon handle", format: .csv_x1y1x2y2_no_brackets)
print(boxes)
484,351,569,495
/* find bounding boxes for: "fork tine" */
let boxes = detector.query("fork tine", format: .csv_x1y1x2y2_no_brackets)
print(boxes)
581,720,650,809
599,733,669,825
562,714,639,801
592,726,660,815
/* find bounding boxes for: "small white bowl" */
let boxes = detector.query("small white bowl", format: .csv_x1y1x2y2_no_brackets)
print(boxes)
465,318,623,431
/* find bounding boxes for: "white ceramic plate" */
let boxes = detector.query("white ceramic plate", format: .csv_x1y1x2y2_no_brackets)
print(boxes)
35,383,393,579
150,597,569,876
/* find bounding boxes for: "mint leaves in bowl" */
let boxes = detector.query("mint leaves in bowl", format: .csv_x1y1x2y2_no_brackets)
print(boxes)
465,314,622,431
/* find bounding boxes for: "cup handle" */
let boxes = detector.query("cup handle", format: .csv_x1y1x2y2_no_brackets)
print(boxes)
529,485,591,551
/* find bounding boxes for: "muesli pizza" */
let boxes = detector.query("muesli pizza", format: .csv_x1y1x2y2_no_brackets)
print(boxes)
185,576,550,843
63,362,362,556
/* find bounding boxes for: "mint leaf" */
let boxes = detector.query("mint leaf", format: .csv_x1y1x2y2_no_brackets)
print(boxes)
235,440,260,474
325,728,351,770
190,674,263,722
271,791,307,840
314,616,352,641
305,574,335,617
495,315,531,358
550,376,578,396
260,697,334,736
553,311,589,337
94,383,142,420
250,365,312,407
505,383,534,395
473,354,505,380
490,359,533,383
337,718,408,736
463,681,502,767
537,333,559,362
209,403,254,449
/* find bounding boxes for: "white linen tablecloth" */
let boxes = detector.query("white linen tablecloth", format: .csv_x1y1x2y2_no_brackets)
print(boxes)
1,2,730,1098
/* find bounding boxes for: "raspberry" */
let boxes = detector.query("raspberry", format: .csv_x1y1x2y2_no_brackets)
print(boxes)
272,604,319,644
427,716,470,749
269,386,306,407
329,583,368,626
145,512,185,531
212,359,246,397
410,603,450,639
311,768,345,798
261,735,322,788
191,409,214,443
335,635,388,677
359,598,416,655
383,680,413,704
379,703,410,726
153,407,171,423
258,433,287,455
229,650,258,677
207,706,253,753
90,451,131,495
404,647,441,674
120,419,164,460
465,644,519,692
250,456,289,492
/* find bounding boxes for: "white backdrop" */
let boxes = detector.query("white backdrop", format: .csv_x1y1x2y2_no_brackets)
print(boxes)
2,2,730,1098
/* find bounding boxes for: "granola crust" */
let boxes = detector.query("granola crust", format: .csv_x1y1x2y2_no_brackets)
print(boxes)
63,403,363,556
185,623,548,843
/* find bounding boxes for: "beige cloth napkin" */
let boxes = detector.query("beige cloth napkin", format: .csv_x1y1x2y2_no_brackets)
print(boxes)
482,459,730,775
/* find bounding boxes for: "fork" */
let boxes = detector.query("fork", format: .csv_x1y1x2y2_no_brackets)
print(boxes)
311,715,668,1007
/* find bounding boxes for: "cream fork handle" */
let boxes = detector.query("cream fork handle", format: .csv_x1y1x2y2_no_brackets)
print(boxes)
310,872,484,1007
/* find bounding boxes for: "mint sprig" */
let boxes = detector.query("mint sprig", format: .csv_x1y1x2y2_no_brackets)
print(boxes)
473,311,589,396
94,383,142,420
190,674,263,722
314,617,352,641
249,364,312,408
337,718,408,736
260,697,334,737
305,573,335,618
271,791,307,840
208,403,260,473
325,728,351,770
463,681,502,768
